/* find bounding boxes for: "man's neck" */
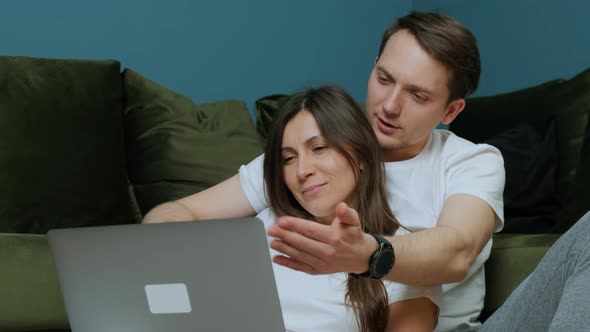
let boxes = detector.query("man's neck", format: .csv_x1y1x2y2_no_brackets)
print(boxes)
381,138,429,162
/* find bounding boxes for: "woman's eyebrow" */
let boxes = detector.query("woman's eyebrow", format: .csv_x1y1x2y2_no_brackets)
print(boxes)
281,136,324,152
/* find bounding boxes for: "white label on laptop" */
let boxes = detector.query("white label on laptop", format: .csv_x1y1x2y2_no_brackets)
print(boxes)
145,283,192,314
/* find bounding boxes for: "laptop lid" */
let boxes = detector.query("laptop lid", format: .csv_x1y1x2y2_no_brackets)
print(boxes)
48,218,285,332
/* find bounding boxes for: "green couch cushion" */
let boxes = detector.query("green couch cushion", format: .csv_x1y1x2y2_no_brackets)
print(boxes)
0,56,134,234
559,113,590,232
123,69,263,215
482,233,561,321
254,94,290,143
451,68,590,231
0,233,68,331
480,116,560,233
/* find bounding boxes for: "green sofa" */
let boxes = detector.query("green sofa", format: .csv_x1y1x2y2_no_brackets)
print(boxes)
0,56,588,331
0,56,263,332
450,69,590,320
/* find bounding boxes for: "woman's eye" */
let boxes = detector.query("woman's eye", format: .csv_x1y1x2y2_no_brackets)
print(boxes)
282,156,295,165
313,146,327,153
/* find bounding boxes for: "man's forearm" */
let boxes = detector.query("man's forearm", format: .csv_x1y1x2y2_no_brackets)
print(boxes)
142,201,195,224
383,226,477,286
382,195,497,286
268,195,496,285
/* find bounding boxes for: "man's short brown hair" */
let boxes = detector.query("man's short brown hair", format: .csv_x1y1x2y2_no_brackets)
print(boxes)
378,11,481,102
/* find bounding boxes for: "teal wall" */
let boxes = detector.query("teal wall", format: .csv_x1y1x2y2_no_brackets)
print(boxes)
1,0,411,110
4,1,587,106
413,1,590,96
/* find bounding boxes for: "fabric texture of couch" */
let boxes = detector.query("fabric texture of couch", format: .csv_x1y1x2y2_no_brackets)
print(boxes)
0,56,589,331
0,56,262,332
451,68,590,320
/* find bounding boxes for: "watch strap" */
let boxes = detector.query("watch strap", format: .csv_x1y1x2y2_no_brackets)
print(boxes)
350,234,393,279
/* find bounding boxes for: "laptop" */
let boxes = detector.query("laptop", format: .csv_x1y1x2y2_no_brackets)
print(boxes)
48,218,285,332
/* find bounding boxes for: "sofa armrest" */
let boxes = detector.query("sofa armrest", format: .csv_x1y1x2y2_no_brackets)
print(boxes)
0,233,68,331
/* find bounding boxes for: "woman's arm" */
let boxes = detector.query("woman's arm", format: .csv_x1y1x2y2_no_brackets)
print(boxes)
143,174,256,223
386,297,438,332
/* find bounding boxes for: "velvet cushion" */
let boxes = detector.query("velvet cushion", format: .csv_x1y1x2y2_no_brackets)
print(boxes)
0,56,134,234
451,68,590,231
483,117,560,233
254,94,290,143
558,114,590,232
123,69,263,215
0,233,68,331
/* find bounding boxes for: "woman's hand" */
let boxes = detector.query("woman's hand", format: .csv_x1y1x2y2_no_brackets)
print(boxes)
267,202,378,275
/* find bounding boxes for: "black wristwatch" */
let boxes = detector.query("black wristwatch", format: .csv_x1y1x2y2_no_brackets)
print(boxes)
350,234,395,279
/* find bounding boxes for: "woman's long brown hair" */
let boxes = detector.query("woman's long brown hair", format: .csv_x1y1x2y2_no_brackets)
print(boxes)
263,86,401,332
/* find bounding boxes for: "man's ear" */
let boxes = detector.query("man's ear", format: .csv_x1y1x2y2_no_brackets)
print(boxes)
441,98,466,125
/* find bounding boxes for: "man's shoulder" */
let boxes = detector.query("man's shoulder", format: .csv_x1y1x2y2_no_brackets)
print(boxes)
432,129,503,163
433,129,477,149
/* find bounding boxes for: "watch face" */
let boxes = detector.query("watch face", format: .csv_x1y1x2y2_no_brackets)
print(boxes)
373,249,395,277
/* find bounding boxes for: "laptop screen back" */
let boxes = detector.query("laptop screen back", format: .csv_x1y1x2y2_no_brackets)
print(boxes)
48,218,285,332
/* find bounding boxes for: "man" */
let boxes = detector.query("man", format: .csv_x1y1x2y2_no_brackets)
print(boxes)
144,12,504,331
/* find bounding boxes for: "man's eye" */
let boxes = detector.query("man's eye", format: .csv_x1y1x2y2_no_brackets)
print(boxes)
413,93,427,103
377,75,389,84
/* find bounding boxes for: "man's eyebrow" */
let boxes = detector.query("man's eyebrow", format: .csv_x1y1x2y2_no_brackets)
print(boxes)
375,65,394,81
376,65,436,97
281,136,323,153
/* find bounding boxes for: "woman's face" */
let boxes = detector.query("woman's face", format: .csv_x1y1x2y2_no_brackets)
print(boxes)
281,110,358,225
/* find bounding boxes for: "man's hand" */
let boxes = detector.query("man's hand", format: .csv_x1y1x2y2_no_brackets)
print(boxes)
267,202,378,275
268,194,497,285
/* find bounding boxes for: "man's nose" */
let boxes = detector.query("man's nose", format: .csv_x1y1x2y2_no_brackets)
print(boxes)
382,87,402,115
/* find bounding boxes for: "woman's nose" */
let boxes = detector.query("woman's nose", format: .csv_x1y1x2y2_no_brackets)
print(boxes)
296,156,316,180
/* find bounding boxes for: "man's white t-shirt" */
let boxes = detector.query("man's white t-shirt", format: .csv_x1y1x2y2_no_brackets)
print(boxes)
257,208,442,332
240,129,505,332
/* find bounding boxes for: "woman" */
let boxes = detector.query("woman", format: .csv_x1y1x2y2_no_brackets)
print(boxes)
257,86,440,331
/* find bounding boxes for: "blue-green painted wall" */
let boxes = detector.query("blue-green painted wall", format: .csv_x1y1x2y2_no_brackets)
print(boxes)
1,0,412,110
413,1,590,96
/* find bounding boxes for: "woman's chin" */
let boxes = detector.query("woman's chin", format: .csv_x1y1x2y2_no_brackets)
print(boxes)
309,211,336,225
298,201,338,224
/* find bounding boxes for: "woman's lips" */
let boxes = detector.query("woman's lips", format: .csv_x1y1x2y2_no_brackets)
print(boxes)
302,183,326,196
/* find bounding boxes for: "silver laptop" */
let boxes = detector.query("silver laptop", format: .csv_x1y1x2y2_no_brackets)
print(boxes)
48,218,285,332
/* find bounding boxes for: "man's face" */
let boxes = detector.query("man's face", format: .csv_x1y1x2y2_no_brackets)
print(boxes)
366,29,465,162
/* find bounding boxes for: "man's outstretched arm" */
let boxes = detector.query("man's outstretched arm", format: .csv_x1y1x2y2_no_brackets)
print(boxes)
143,174,257,224
267,194,496,285
387,194,496,284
